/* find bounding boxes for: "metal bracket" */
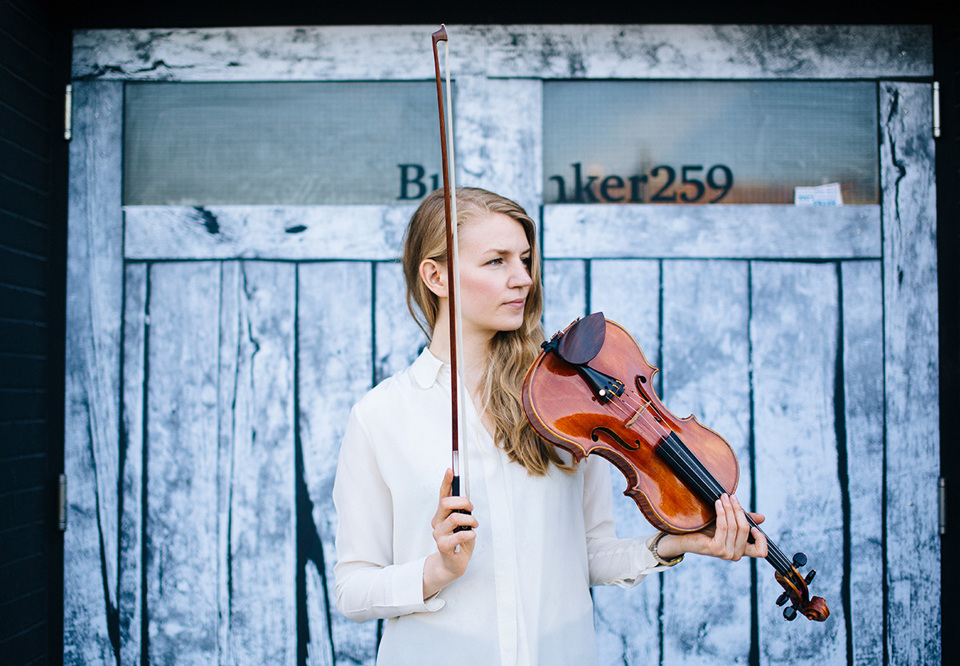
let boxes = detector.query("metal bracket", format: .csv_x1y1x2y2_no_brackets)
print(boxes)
64,84,73,141
58,474,67,531
939,476,946,536
933,82,940,139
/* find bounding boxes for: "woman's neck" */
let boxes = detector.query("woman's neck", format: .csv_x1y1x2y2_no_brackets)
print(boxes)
428,317,491,398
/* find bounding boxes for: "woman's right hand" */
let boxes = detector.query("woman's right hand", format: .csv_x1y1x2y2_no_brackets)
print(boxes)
422,468,478,599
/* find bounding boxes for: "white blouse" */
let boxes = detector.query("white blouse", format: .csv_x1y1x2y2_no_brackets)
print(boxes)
332,349,672,666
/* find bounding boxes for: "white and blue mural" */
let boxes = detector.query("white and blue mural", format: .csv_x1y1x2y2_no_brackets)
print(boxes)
64,25,938,664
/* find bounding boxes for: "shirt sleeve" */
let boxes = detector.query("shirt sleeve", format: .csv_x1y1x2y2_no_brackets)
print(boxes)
580,457,678,588
332,406,444,623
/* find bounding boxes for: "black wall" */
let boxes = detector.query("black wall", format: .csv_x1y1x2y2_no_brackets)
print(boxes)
0,0,67,662
0,2,953,664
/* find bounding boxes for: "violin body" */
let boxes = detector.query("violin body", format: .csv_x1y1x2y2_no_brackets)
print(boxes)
523,315,738,534
522,312,829,622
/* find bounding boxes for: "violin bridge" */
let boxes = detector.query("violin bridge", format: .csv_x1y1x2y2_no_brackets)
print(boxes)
624,399,652,428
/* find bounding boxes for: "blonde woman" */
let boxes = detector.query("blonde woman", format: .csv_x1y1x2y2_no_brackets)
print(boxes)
333,188,767,665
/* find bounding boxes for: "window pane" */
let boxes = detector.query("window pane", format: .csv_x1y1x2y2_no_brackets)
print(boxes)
124,82,444,205
543,81,878,205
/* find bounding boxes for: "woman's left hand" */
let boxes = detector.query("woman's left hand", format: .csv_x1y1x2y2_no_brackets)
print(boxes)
655,493,768,562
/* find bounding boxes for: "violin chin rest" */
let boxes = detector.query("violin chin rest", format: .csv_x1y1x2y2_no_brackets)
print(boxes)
558,311,606,365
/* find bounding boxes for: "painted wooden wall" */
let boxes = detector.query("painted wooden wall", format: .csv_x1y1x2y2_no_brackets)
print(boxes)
64,25,939,664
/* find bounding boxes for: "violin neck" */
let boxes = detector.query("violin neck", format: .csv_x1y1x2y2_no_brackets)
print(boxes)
746,514,793,575
656,432,793,576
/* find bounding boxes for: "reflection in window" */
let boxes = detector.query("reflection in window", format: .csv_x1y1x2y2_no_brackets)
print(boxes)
543,81,879,205
124,82,444,206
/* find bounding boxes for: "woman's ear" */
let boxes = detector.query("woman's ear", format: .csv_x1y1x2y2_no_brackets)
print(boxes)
419,259,448,298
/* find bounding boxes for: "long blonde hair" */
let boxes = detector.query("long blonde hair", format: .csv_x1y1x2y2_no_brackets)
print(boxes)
402,187,571,475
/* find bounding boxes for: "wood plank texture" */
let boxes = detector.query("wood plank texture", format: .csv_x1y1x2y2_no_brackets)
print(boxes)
118,263,147,664
64,24,938,666
841,261,884,665
374,261,427,384
124,206,414,261
454,76,543,218
751,262,846,663
590,259,662,665
661,260,752,665
298,262,376,665
542,259,586,341
143,262,221,664
63,80,124,665
880,82,940,665
144,261,221,663
218,261,297,663
543,205,881,260
73,26,932,82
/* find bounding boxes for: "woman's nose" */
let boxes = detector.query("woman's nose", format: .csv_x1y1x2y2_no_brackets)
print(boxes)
509,260,533,288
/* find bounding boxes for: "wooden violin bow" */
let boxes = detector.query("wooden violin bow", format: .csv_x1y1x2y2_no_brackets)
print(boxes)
432,25,470,506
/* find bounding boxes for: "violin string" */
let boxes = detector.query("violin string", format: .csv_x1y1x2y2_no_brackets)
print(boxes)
601,390,729,507
583,371,782,564
601,385,792,573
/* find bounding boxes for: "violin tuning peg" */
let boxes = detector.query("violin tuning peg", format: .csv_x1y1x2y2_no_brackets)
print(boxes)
792,552,807,568
805,569,817,584
776,592,789,607
783,605,798,621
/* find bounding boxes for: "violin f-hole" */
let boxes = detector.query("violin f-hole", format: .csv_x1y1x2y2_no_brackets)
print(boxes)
591,426,641,451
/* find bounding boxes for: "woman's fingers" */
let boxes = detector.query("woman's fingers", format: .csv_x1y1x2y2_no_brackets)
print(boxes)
423,469,478,598
713,494,733,558
712,494,756,561
747,526,769,558
431,468,477,552
731,495,752,560
439,467,454,498
432,469,472,527
437,503,477,535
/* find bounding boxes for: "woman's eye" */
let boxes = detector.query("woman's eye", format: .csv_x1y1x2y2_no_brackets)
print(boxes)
487,258,503,266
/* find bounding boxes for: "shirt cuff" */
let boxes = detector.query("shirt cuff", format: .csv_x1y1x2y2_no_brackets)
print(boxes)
383,555,445,615
418,556,446,613
593,535,681,589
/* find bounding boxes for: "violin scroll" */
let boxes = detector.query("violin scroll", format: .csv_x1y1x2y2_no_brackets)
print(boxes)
774,553,830,621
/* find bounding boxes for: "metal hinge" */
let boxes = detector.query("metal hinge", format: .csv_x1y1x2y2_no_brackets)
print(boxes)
64,84,73,141
58,474,68,531
933,82,940,139
939,476,947,536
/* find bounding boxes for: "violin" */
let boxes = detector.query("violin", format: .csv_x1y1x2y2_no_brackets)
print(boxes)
521,312,829,622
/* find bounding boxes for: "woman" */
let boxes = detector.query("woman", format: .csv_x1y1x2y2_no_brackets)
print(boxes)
333,187,767,665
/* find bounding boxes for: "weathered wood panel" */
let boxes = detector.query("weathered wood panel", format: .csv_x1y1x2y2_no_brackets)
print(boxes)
298,262,375,665
124,206,414,261
73,26,932,83
118,263,147,664
590,259,662,665
455,76,543,217
543,205,880,260
661,260,753,665
374,261,427,384
144,262,221,663
63,80,124,665
479,25,932,80
218,261,297,663
65,24,938,666
841,261,884,665
880,82,940,665
589,260,661,351
751,262,845,664
542,259,586,340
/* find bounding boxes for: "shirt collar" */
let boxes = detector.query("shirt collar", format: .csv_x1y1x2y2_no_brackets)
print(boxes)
411,346,448,389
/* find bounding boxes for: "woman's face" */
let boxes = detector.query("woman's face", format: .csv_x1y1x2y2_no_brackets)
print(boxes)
453,211,533,341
